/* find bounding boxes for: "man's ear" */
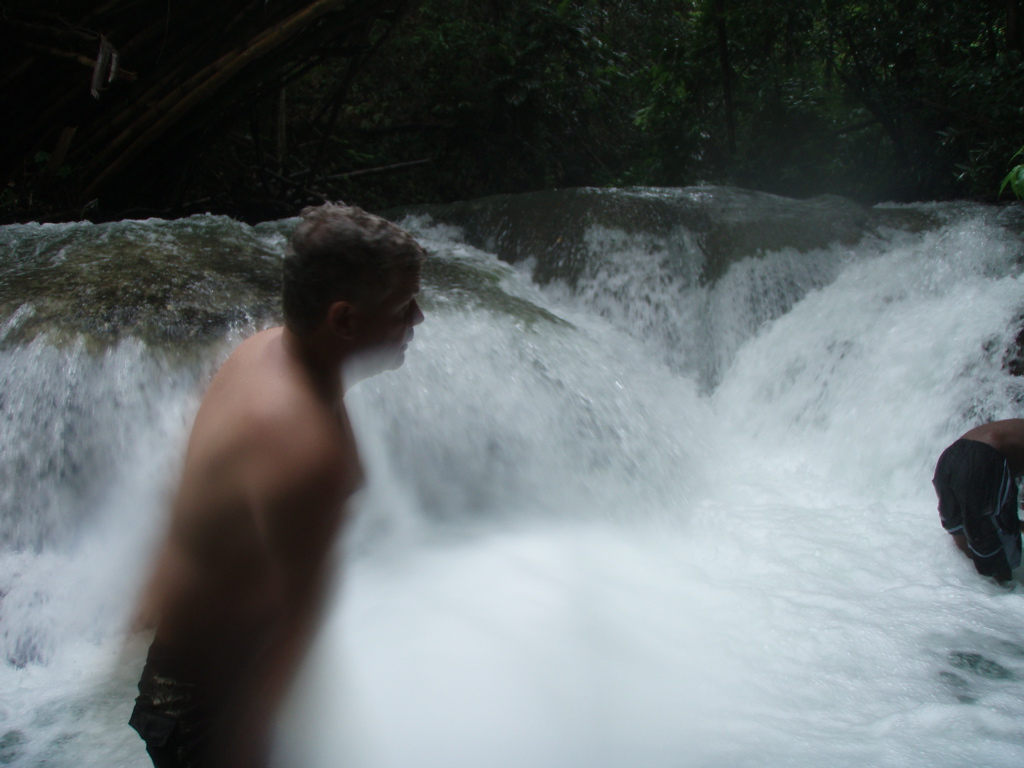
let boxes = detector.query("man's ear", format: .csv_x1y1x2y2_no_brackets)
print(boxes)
326,300,357,340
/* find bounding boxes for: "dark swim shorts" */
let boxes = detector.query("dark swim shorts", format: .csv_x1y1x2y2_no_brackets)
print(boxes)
933,438,1022,581
128,641,224,768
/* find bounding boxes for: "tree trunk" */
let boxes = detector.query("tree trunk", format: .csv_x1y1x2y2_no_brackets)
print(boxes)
1009,0,1023,53
276,87,288,166
714,0,737,157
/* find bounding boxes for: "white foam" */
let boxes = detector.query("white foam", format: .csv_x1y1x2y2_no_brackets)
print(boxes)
5,206,1024,767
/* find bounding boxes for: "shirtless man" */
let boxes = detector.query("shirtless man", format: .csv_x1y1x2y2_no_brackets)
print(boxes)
128,203,425,767
933,419,1024,582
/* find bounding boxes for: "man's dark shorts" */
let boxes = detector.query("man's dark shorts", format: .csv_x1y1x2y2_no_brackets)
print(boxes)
128,641,227,768
933,438,1022,581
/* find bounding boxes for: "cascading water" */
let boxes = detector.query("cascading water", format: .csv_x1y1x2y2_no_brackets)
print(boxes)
2,188,1024,767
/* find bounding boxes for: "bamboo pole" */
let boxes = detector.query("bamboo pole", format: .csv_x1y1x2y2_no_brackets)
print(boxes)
85,0,358,195
276,87,287,165
73,1,270,161
7,20,97,44
2,0,423,213
319,157,431,180
21,42,96,69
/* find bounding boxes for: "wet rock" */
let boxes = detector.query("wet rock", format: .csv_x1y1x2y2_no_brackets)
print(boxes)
0,730,25,764
1003,319,1024,377
0,215,284,350
948,651,1014,680
938,670,977,703
392,186,884,288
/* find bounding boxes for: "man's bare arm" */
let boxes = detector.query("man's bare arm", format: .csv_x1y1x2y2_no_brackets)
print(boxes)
224,451,353,766
130,542,190,633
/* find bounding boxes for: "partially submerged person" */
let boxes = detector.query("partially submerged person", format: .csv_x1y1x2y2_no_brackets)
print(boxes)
128,203,425,767
933,419,1024,582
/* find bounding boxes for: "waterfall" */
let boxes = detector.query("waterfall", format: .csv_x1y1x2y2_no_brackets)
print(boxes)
1,189,1023,767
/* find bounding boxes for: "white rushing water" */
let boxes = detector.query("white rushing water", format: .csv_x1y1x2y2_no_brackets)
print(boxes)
3,200,1024,767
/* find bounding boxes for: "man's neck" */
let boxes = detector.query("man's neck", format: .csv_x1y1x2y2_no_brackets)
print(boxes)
279,326,346,406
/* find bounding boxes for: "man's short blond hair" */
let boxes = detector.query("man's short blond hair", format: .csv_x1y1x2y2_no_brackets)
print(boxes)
282,203,426,335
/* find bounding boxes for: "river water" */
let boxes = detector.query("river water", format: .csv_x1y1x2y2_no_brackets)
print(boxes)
1,187,1024,767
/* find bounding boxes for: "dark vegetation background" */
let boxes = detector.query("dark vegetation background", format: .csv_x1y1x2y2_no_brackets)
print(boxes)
2,0,1023,224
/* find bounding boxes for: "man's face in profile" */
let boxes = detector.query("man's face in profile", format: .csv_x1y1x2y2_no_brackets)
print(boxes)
351,266,424,372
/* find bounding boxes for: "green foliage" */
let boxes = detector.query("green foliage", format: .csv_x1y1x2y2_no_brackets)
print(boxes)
625,0,1024,201
14,0,1023,220
275,0,1024,208
255,0,652,210
1000,148,1024,199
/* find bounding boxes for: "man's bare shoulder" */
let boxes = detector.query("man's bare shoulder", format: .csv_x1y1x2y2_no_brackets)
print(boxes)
188,328,362,500
961,419,1024,475
246,399,359,499
962,418,1024,444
